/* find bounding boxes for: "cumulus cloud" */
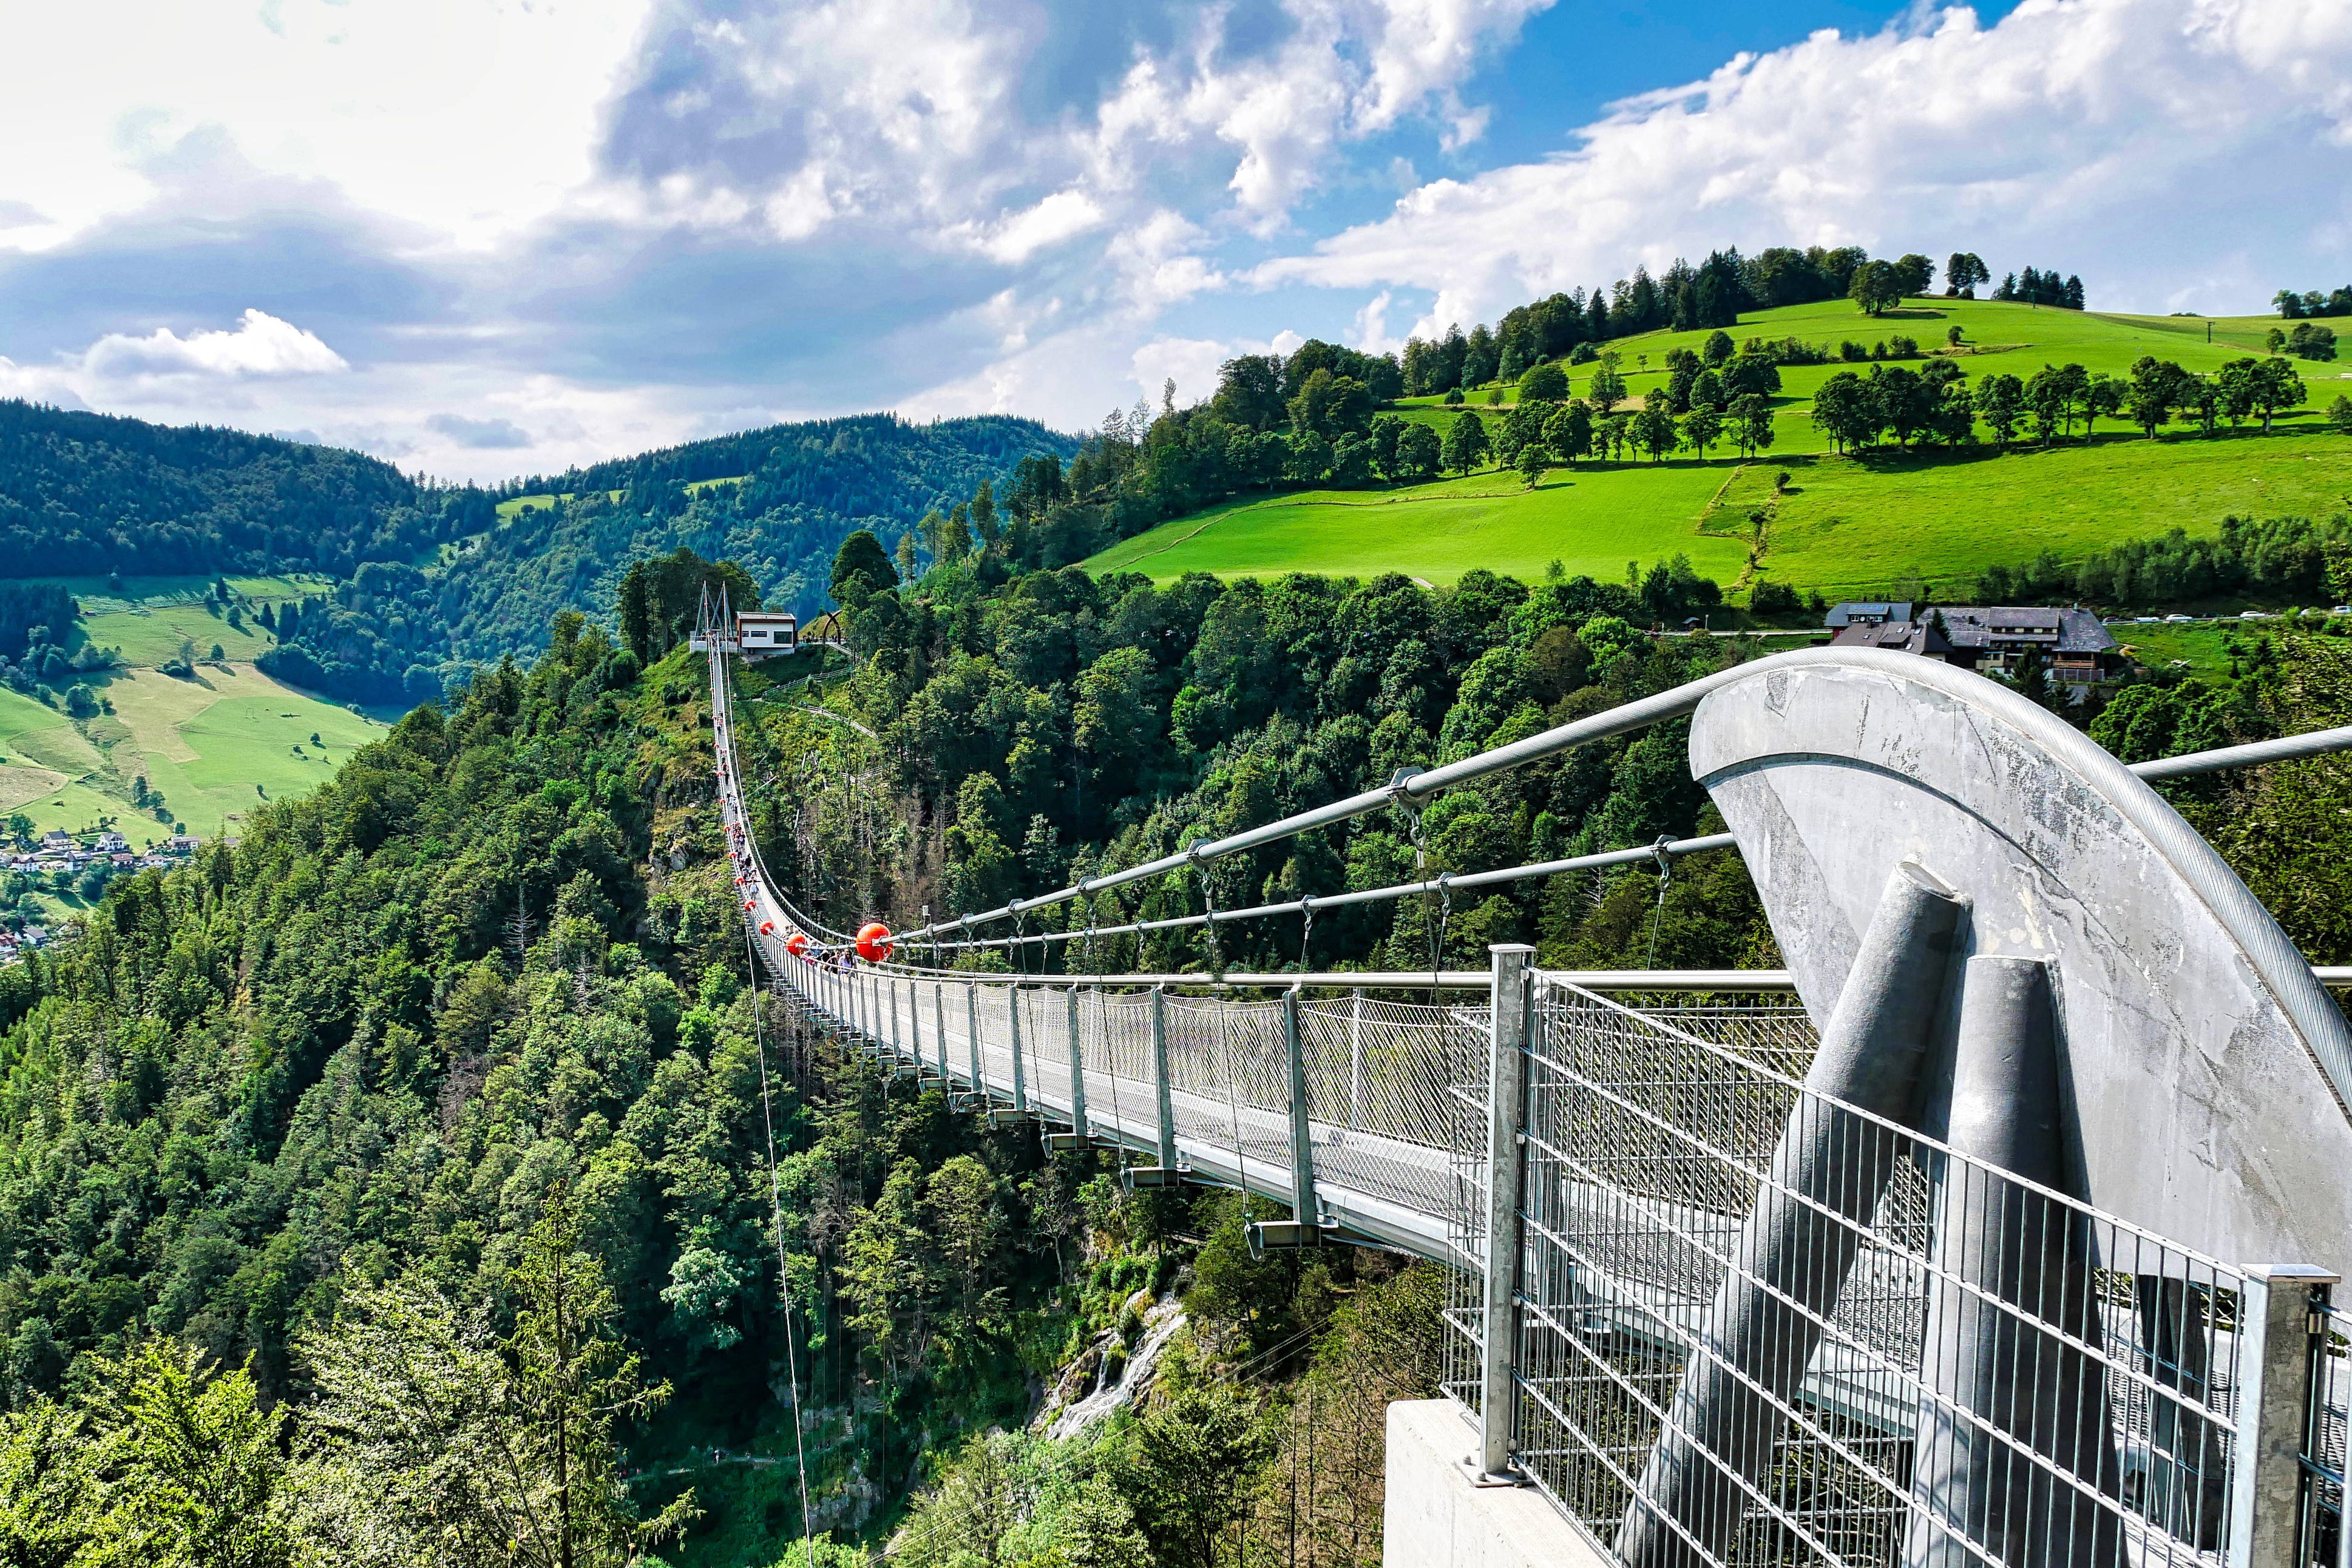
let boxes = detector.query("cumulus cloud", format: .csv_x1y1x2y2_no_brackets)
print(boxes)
0,309,348,411
1256,0,2352,334
591,0,1549,334
81,309,348,381
955,189,1108,265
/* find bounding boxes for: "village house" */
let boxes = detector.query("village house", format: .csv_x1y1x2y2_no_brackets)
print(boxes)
1824,603,2123,692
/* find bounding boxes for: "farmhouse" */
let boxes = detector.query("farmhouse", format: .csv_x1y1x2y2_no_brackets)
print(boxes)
1822,600,1913,629
1828,604,2121,690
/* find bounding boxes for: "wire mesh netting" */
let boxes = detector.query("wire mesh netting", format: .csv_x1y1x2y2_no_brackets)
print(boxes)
2306,1303,2350,1568
784,957,2281,1568
1494,978,2252,1568
783,965,1483,1239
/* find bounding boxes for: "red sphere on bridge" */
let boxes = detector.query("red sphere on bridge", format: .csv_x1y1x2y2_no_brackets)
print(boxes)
855,922,894,963
785,932,809,958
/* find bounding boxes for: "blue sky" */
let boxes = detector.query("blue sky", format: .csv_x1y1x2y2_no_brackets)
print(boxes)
0,0,2342,482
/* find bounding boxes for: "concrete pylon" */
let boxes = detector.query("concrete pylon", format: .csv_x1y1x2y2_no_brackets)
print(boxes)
1906,956,2121,1568
1618,860,1967,1568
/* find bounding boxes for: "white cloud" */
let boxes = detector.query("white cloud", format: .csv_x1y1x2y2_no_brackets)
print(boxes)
602,0,1550,286
0,0,654,252
1256,0,2352,332
957,189,1108,265
0,309,348,410
83,309,348,380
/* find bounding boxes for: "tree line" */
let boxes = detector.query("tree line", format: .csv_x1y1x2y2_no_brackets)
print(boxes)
1990,266,2086,309
1401,245,2084,396
0,399,467,578
2276,285,2352,319
1811,351,2321,453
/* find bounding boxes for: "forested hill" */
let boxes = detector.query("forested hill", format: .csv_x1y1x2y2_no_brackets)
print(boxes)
0,399,444,578
3,400,1074,708
520,412,1066,516
267,413,1075,706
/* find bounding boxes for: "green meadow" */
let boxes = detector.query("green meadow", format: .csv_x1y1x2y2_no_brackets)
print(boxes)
1092,464,1750,587
496,488,625,518
7,576,385,849
1090,297,2352,595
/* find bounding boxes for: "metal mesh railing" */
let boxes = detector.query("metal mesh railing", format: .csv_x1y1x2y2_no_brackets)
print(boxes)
2306,1303,2350,1568
777,961,1482,1252
1471,978,2252,1568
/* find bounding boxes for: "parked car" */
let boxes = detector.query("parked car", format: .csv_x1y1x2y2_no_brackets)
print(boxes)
2164,613,2195,623
2240,610,2269,620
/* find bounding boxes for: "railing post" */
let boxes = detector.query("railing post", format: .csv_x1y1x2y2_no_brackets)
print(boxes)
906,975,920,1070
1477,943,1536,1481
1154,985,1178,1169
1067,985,1089,1140
2229,1265,2338,1568
1008,985,1030,1113
888,977,901,1064
1246,984,1334,1255
1349,989,1364,1130
933,982,949,1084
965,982,983,1096
1286,985,1318,1226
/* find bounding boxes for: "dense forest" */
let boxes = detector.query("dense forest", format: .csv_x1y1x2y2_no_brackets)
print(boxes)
0,590,1434,1565
0,400,448,578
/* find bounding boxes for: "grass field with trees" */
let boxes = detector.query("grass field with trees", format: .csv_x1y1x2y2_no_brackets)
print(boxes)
0,575,388,929
1085,296,2352,601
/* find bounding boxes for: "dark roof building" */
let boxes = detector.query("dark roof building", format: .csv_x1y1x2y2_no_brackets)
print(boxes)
1824,601,1913,628
1828,605,2120,693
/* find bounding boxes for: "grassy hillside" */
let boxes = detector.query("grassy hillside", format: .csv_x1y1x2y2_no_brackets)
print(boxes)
1398,300,2340,433
1090,297,2352,596
2,576,385,853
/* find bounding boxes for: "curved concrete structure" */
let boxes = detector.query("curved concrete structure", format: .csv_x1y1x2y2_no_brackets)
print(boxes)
1690,649,2352,1276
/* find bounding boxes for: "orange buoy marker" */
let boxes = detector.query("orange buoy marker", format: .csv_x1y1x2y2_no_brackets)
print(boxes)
785,933,808,957
759,921,775,935
855,922,894,964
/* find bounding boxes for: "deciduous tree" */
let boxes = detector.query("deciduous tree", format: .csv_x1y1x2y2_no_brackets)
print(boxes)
1440,411,1490,475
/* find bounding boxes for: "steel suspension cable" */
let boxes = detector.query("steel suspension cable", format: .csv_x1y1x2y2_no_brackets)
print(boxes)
895,653,2352,948
740,845,816,1567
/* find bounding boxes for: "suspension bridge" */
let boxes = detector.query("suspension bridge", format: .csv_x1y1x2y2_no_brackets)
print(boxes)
699,600,2352,1568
